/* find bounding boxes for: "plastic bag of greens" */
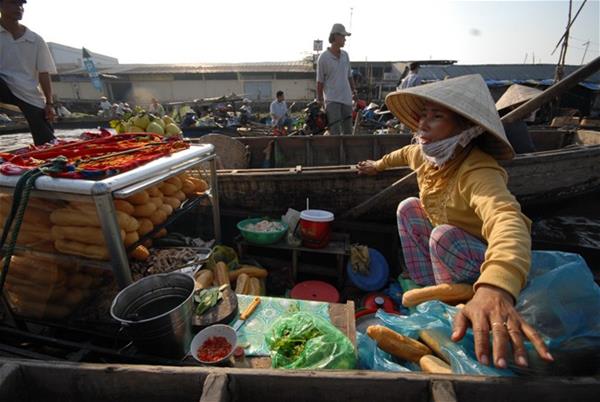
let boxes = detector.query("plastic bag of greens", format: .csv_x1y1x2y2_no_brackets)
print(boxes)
265,311,356,369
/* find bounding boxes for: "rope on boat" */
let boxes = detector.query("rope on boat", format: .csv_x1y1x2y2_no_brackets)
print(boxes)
0,157,68,291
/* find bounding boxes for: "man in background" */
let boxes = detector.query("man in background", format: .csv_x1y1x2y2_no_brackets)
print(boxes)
316,23,356,135
397,62,421,90
0,0,57,145
148,97,165,117
270,90,292,132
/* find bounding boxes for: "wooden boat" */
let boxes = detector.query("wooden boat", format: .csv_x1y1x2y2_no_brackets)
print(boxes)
1,357,599,402
192,129,600,221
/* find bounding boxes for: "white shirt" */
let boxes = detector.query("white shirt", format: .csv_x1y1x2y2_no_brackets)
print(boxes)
269,100,288,124
0,25,56,108
398,72,421,90
316,49,353,106
99,100,111,111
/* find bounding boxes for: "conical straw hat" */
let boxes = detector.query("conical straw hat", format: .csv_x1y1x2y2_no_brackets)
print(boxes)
385,74,515,160
495,84,543,111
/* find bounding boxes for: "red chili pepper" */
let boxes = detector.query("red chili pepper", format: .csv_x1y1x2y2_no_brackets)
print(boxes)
197,336,232,362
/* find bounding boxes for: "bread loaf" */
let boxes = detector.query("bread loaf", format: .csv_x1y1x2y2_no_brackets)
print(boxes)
402,283,474,307
235,273,250,294
51,225,125,245
367,325,432,362
114,199,135,215
419,355,453,374
125,190,150,205
163,197,181,209
55,239,109,260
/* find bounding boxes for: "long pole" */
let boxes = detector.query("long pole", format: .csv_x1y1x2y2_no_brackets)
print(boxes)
550,0,588,56
503,56,600,124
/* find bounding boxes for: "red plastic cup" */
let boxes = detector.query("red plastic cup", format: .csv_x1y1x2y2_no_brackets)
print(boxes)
299,209,334,248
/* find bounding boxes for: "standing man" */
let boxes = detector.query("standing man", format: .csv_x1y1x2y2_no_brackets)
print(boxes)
269,90,292,132
0,0,57,145
316,23,356,135
397,62,421,90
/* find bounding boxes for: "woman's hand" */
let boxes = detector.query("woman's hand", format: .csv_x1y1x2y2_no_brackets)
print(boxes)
451,284,553,368
357,160,378,175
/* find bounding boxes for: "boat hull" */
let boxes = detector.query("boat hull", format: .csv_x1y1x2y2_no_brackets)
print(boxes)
211,130,600,221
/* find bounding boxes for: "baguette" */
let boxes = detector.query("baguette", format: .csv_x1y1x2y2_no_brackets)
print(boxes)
114,199,135,215
0,202,52,226
123,231,139,247
195,269,214,290
147,186,162,197
173,190,186,202
235,273,250,294
247,277,261,296
0,195,63,213
131,202,157,218
214,261,230,286
55,239,109,260
419,355,453,374
165,176,182,190
137,218,154,236
228,265,268,281
366,325,432,362
419,329,450,363
5,281,67,302
162,196,181,209
149,209,167,225
181,179,196,195
159,182,178,196
402,283,474,307
8,256,65,285
50,208,139,232
125,190,150,205
51,225,125,245
159,203,173,216
148,196,163,208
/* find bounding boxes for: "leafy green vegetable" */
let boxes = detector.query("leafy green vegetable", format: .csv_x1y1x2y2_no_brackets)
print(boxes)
194,287,223,315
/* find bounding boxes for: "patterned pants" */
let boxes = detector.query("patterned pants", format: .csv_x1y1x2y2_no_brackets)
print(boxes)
397,197,486,286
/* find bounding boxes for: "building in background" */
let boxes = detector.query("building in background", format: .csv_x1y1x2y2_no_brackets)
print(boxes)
46,43,600,117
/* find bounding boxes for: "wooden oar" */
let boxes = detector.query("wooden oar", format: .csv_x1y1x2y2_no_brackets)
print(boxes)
341,170,416,219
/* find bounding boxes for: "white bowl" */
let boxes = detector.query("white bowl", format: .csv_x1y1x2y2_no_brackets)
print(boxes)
189,324,237,364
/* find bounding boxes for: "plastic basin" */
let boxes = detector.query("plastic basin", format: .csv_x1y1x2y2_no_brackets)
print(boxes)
237,218,288,245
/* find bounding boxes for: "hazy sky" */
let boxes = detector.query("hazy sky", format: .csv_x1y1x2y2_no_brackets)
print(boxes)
19,0,600,65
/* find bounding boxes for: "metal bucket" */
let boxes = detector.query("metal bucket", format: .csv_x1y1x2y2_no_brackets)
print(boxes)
110,272,195,359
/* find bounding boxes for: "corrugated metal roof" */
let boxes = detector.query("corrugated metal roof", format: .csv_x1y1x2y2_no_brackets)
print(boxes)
419,64,600,84
61,61,314,75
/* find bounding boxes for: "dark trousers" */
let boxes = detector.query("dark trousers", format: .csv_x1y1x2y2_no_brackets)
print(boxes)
0,77,55,145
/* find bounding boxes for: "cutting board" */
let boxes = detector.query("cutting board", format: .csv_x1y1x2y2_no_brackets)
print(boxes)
192,287,238,329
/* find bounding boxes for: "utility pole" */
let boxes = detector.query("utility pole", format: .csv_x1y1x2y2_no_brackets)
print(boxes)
523,53,528,64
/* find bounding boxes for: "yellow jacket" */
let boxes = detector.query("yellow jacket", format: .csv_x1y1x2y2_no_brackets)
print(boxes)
375,144,531,300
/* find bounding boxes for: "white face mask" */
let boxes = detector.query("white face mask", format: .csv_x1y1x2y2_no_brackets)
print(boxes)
416,126,485,167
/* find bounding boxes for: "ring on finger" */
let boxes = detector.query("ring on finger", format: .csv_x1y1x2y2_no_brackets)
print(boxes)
491,321,507,328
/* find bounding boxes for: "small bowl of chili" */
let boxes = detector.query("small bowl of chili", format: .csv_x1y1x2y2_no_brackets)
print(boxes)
190,324,237,365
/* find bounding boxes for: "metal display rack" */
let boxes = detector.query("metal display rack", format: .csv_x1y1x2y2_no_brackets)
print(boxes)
0,144,221,289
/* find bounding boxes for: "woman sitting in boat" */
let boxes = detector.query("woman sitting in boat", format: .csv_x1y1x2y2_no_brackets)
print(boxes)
357,74,553,369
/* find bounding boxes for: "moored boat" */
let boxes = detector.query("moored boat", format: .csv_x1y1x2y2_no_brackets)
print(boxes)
193,129,600,221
